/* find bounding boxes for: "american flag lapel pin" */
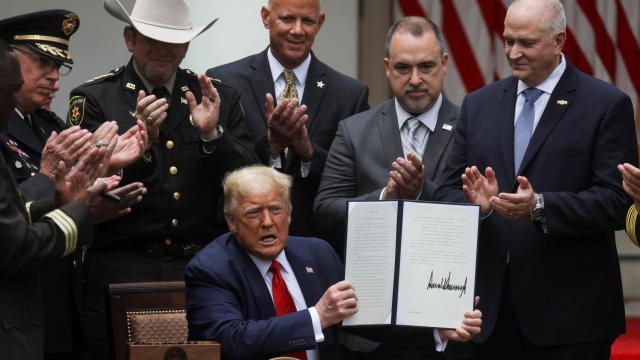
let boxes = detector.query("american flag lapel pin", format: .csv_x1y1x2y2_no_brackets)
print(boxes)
305,266,314,274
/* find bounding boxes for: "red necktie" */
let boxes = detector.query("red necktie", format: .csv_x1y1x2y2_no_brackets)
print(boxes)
269,260,308,360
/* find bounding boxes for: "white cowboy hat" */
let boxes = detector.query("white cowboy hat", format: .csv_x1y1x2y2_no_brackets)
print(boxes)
104,0,217,44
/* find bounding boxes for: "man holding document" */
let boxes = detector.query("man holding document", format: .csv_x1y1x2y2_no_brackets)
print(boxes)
315,17,482,359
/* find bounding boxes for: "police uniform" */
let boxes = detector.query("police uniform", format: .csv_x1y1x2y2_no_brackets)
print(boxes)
0,10,89,359
68,58,257,359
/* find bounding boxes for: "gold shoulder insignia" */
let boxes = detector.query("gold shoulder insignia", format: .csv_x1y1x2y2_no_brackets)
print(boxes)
211,77,222,85
68,96,86,126
184,69,196,77
85,66,125,84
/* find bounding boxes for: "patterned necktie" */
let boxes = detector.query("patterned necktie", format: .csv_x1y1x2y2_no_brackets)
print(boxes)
514,88,544,174
269,260,308,360
404,117,425,158
279,69,299,103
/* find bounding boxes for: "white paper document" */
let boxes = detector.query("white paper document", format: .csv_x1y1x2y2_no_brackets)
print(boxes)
343,201,479,329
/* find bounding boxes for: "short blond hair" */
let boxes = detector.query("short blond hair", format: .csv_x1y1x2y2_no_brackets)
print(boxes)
223,165,292,214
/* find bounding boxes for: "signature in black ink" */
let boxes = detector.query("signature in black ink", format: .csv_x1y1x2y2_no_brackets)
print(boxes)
426,271,467,298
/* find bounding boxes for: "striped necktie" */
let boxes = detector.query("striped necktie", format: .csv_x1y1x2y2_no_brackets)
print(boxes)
404,117,424,158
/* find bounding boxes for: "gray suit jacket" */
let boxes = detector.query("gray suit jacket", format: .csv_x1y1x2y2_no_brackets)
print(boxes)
314,97,459,256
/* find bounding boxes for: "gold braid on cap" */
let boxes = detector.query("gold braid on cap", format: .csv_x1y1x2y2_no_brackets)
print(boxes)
34,43,70,60
13,35,69,46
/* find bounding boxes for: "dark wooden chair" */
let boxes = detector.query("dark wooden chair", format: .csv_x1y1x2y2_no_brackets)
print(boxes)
109,281,220,360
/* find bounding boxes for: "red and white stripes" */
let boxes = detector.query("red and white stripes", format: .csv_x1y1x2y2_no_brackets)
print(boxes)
396,0,640,130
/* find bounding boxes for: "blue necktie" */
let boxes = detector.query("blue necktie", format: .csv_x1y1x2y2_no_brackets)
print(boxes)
514,88,544,174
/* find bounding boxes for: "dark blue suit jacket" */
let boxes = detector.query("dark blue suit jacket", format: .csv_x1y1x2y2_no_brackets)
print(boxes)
185,233,343,359
207,49,369,238
436,63,637,346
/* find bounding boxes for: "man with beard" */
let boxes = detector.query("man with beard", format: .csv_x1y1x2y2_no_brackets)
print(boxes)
314,17,474,359
67,0,256,358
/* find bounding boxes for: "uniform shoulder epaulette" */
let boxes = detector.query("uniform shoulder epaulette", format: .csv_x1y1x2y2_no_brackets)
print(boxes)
85,66,125,85
184,68,198,78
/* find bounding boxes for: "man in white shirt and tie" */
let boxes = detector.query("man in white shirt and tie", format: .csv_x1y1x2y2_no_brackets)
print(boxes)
207,0,369,241
314,17,471,359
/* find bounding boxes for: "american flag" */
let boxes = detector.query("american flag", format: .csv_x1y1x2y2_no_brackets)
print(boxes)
396,0,640,131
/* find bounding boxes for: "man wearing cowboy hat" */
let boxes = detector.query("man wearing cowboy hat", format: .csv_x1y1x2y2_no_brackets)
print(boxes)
0,10,148,360
67,0,257,358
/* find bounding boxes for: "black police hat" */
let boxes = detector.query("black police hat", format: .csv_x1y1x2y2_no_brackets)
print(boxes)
0,9,79,64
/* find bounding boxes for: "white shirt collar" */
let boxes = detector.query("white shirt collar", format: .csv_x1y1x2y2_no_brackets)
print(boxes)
394,93,442,132
248,249,293,278
517,54,566,96
267,48,312,87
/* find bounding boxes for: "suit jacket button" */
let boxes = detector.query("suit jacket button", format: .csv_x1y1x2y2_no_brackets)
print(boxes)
169,166,178,175
173,192,181,200
171,218,178,227
166,140,174,149
164,238,173,246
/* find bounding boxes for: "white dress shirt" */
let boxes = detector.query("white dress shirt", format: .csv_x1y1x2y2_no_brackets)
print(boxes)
248,251,324,360
267,49,313,177
514,54,566,129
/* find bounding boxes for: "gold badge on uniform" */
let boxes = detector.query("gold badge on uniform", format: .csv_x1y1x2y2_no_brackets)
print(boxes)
68,95,86,126
62,12,79,36
126,82,136,91
181,86,189,92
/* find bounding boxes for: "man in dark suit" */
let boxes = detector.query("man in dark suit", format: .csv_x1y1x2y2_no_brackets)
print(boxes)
0,37,110,360
619,163,640,247
186,165,358,360
0,11,147,359
315,17,457,257
436,0,637,358
315,17,476,359
67,0,256,358
207,0,369,239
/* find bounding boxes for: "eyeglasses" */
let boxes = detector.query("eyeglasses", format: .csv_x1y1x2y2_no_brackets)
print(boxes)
12,46,73,76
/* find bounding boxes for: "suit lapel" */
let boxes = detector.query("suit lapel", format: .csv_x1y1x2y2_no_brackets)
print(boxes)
7,112,42,154
250,50,276,131
226,236,277,318
120,60,145,129
517,65,577,178
423,97,457,181
301,54,328,133
498,78,519,183
285,239,324,308
162,70,192,135
376,100,404,167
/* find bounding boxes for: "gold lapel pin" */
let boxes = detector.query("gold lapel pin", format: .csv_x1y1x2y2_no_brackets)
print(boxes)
556,99,568,105
317,80,325,89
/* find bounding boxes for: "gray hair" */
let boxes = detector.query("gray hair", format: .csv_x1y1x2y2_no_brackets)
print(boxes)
385,16,445,57
507,0,566,36
223,165,292,215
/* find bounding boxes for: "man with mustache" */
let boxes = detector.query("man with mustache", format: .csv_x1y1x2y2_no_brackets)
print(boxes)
67,0,256,358
314,17,474,359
